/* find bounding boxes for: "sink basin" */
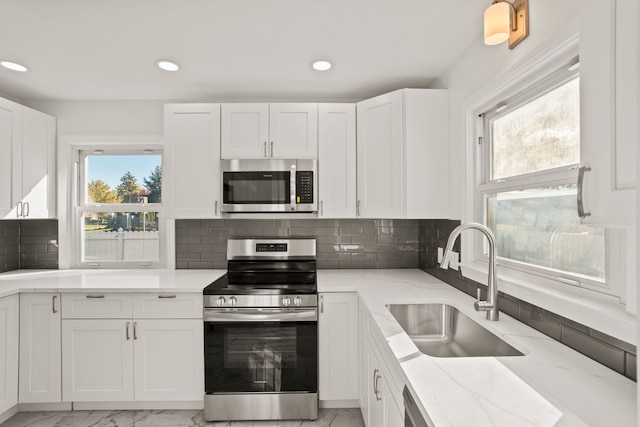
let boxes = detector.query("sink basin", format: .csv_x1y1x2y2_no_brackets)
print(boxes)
386,303,523,357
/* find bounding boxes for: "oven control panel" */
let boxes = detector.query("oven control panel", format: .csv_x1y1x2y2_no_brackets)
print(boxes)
205,294,317,308
256,243,288,252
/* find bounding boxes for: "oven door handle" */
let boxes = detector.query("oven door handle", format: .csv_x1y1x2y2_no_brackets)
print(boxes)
204,307,317,322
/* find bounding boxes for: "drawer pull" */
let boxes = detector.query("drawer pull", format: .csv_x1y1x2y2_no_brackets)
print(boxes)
158,295,177,299
126,322,131,340
86,295,105,299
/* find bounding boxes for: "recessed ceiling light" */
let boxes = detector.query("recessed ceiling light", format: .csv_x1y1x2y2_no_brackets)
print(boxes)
155,59,180,72
311,60,332,71
0,60,29,72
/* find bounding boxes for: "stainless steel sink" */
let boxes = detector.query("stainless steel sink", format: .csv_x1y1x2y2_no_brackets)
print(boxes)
386,303,523,357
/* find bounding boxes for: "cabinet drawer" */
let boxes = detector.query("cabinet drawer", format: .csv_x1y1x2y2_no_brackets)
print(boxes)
133,293,203,319
61,293,133,319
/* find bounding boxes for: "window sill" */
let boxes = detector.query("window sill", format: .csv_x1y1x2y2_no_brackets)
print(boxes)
460,260,636,345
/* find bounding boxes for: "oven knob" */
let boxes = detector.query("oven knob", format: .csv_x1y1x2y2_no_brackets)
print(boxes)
282,296,291,307
228,296,237,306
294,296,303,306
216,296,226,306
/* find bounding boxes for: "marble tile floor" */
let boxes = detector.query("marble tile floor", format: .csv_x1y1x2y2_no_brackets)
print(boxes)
1,408,365,427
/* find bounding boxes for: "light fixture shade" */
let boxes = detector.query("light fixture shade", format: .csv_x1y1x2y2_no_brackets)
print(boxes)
484,2,511,45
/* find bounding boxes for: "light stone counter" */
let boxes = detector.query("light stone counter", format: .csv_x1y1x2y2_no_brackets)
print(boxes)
0,269,225,298
318,269,636,427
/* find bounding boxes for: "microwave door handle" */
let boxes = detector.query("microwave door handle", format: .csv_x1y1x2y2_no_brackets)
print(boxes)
290,163,296,211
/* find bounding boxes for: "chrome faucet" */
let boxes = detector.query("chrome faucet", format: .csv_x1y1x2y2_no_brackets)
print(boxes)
440,222,499,321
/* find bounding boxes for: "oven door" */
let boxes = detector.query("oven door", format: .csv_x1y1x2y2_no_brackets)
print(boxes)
204,308,318,394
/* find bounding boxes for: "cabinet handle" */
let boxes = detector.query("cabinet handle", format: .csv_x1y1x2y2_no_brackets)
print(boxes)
357,200,361,217
17,202,23,218
86,295,105,299
270,141,274,157
215,200,218,216
158,295,177,299
264,141,268,157
577,166,592,219
52,295,58,314
24,202,29,217
320,295,324,313
374,371,382,401
372,368,379,398
320,201,324,216
133,322,138,340
126,322,131,340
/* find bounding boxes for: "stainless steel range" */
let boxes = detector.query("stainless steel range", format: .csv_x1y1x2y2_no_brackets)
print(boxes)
203,238,318,421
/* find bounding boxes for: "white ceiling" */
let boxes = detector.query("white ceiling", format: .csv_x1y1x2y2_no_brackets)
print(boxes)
0,0,486,102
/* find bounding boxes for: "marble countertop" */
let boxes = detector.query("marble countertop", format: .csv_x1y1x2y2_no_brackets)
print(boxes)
318,269,637,427
0,269,226,297
0,267,634,425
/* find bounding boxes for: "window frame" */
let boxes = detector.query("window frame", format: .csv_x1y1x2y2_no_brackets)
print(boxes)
476,67,613,294
70,140,165,268
459,35,633,342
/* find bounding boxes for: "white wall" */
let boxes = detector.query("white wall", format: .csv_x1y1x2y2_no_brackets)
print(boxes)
434,0,580,218
24,100,164,136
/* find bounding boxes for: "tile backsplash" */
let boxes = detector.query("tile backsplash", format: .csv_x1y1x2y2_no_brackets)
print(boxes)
0,219,59,273
0,221,20,273
418,219,637,382
175,218,420,270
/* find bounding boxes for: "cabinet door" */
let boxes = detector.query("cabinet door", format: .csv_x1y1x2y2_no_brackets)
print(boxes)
0,295,19,414
404,89,449,219
0,98,21,218
133,319,204,401
579,0,636,226
62,319,134,401
318,104,356,218
381,375,404,427
20,107,56,219
367,341,384,427
164,104,221,218
19,293,61,403
318,292,359,402
356,90,404,218
221,104,269,159
61,293,133,319
269,103,318,159
359,303,370,417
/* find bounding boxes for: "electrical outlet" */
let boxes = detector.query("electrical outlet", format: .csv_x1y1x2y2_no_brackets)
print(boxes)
450,251,459,270
437,247,443,263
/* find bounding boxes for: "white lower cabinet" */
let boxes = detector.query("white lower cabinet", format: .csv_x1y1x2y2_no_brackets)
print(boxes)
61,292,203,403
318,292,359,403
0,295,19,414
62,319,134,401
133,319,203,401
360,302,403,427
19,293,61,403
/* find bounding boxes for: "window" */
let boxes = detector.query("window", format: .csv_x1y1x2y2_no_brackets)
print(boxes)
76,150,163,266
477,61,611,294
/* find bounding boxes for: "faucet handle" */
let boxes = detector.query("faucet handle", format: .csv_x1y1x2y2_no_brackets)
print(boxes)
476,288,481,302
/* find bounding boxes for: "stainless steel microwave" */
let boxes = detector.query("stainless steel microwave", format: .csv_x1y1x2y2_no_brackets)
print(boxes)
221,159,317,213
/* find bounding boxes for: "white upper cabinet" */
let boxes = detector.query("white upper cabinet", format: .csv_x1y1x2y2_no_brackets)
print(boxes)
164,103,222,219
0,98,21,218
579,0,637,226
221,103,317,159
318,104,356,218
356,89,448,219
0,99,56,219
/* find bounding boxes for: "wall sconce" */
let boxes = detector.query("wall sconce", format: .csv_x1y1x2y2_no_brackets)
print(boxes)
484,0,529,49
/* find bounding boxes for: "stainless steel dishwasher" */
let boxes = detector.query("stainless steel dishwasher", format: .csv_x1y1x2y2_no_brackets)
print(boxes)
403,386,431,427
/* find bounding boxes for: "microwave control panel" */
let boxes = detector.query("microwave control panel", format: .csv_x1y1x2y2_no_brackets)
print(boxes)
296,171,314,204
